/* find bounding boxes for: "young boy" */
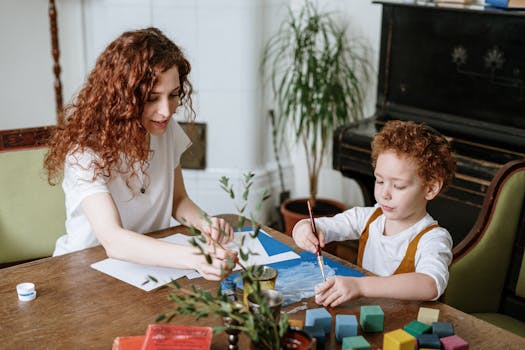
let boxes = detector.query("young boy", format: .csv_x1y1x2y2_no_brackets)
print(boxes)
292,120,456,307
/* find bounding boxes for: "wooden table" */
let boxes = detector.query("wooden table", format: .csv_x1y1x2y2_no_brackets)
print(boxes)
1,216,524,349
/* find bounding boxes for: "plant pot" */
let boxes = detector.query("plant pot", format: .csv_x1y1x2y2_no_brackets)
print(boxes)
250,327,314,350
280,198,347,235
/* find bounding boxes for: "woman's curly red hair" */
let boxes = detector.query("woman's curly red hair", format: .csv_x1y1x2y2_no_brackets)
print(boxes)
371,120,456,193
44,27,194,185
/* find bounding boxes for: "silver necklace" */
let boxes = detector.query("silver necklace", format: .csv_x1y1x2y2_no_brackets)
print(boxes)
137,163,149,194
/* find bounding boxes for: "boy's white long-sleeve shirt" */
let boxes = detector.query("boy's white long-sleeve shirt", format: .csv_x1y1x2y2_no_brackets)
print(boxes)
314,205,453,299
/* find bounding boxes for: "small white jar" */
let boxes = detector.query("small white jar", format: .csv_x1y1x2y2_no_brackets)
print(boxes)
16,282,36,301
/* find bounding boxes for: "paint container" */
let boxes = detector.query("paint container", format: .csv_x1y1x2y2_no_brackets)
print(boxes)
16,282,36,301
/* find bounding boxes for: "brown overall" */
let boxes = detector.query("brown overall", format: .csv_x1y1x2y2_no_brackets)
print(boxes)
356,208,439,274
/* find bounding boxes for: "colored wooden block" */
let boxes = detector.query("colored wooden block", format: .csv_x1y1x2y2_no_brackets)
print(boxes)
360,305,384,332
440,335,469,350
417,333,442,348
288,319,304,329
403,320,431,337
342,335,370,350
417,307,440,325
305,307,332,334
383,329,416,350
335,314,358,342
432,322,455,338
303,326,326,349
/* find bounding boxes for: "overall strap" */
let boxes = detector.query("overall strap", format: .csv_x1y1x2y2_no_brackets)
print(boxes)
393,224,440,274
357,207,383,267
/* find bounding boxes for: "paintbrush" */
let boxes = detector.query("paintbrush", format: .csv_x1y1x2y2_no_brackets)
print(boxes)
307,200,326,282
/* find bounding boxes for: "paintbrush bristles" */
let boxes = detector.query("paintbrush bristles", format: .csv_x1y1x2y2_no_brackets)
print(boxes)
308,200,327,282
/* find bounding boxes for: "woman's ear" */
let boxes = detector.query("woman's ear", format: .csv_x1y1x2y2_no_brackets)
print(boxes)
425,180,443,200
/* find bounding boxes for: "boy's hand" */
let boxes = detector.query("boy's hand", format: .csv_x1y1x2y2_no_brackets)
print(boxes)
292,219,326,253
314,276,363,307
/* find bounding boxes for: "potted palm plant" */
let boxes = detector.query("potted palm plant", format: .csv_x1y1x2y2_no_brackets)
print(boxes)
261,0,370,233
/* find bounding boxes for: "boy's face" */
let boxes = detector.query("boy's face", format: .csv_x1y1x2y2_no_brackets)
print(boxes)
373,151,440,227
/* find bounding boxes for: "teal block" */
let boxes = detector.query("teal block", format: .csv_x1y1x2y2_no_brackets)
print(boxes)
403,320,431,337
359,305,384,332
342,335,370,350
305,307,332,334
335,314,358,342
432,322,454,338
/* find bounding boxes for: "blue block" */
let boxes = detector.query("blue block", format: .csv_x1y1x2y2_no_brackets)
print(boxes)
417,333,442,348
335,314,358,342
304,326,326,349
432,322,454,338
305,307,332,334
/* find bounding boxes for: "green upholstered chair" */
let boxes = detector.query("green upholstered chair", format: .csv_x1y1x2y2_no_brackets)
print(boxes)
442,159,525,338
0,148,65,265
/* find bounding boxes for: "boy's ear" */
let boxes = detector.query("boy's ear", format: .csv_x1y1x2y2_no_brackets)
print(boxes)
425,180,443,200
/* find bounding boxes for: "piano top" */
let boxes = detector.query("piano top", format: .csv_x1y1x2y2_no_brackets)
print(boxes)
372,0,525,143
374,0,525,17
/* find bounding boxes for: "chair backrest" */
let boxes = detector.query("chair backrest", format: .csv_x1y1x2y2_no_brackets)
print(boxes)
443,159,525,314
499,203,525,321
0,148,65,264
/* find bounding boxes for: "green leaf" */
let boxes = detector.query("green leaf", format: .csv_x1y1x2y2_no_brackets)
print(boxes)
239,249,249,262
146,275,158,283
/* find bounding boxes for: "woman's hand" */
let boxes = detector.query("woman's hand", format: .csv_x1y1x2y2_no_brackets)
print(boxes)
194,244,238,281
314,276,363,307
199,216,234,245
292,219,326,254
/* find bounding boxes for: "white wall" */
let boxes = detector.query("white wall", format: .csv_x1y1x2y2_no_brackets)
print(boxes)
260,0,382,208
0,0,382,225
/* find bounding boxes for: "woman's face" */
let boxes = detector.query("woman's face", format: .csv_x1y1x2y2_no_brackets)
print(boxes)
141,66,180,136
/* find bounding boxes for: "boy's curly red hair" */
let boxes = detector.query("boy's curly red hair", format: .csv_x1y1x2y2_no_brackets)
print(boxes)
371,120,456,193
44,27,194,185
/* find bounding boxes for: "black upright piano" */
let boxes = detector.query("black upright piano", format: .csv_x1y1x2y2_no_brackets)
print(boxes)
333,1,525,247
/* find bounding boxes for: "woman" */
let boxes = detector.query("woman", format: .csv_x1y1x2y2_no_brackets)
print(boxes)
44,27,236,280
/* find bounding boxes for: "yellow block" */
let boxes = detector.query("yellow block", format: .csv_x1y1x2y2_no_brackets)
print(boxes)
383,329,415,350
417,307,440,325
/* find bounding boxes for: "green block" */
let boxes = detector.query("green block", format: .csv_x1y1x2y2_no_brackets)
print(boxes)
342,335,370,350
360,305,384,332
403,320,431,337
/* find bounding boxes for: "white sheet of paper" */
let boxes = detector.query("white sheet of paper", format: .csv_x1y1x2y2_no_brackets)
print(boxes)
90,230,299,290
90,258,193,292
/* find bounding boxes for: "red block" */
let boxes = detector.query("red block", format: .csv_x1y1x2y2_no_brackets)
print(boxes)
440,335,469,350
141,324,212,350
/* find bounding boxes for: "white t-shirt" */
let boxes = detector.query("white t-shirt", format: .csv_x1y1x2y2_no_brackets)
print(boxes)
314,205,453,299
53,118,191,255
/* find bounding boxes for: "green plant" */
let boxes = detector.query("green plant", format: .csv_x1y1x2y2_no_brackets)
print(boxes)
150,172,289,350
261,0,370,207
